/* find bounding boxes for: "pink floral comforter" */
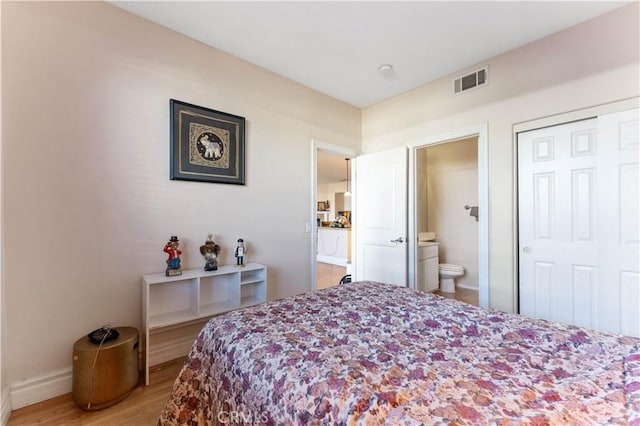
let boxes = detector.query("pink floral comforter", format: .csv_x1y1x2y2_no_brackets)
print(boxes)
159,282,640,425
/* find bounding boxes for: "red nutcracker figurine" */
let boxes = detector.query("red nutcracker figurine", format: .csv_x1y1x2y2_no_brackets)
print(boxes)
164,236,182,276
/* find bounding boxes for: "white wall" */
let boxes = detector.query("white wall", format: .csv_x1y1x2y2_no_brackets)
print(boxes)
362,3,640,312
423,138,478,290
1,1,360,405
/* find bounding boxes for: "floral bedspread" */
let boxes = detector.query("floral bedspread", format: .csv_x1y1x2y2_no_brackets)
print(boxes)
159,282,640,425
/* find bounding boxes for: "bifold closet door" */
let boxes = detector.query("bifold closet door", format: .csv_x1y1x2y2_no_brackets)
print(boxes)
518,108,639,338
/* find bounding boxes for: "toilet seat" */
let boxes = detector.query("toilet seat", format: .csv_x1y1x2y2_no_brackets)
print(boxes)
438,263,464,294
439,263,464,273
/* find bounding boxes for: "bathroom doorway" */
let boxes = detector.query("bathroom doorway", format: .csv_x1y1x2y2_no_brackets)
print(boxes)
416,138,479,300
408,125,489,308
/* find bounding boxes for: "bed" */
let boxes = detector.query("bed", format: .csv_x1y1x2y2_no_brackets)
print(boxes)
159,282,640,425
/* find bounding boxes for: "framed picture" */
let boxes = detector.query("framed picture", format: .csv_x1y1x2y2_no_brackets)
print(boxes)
170,99,245,185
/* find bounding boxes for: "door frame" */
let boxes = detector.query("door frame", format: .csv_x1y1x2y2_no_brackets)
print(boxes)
310,139,358,292
512,97,640,313
407,124,489,308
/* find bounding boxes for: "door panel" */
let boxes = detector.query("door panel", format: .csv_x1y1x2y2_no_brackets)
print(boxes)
596,109,640,336
519,108,640,337
355,148,407,286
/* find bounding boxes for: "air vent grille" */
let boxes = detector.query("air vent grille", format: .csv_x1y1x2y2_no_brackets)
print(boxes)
453,66,488,95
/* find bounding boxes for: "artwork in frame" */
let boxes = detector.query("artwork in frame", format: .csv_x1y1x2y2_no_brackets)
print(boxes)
170,99,245,185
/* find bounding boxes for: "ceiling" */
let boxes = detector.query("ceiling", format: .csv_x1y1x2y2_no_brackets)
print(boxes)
110,1,628,108
317,151,350,185
108,1,630,183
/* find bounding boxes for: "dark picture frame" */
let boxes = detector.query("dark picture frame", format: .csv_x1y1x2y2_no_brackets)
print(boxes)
170,99,245,185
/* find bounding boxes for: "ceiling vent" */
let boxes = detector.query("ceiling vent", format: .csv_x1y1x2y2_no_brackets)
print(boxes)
453,66,488,95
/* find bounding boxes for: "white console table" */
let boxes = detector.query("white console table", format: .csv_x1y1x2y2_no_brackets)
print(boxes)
141,263,267,385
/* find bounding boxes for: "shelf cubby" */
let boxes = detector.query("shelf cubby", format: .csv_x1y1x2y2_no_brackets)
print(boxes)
142,263,267,385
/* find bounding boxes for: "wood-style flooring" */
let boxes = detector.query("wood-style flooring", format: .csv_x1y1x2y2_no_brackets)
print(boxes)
316,262,346,289
434,287,479,306
7,358,184,426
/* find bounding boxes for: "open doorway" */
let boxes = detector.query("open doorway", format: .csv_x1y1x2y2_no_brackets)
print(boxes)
415,137,479,305
311,141,357,291
408,125,489,308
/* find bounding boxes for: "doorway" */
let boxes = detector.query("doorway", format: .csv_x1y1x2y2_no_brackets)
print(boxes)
408,125,489,308
416,137,479,302
311,140,357,291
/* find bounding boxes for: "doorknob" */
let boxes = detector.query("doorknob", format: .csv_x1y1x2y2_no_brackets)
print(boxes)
390,237,405,243
522,247,531,253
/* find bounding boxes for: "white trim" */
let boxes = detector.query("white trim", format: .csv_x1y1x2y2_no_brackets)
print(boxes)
407,124,489,308
10,367,72,410
1,386,11,426
456,283,479,291
310,140,358,292
513,97,639,134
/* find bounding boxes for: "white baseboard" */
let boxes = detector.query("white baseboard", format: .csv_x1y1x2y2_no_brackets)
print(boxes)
1,386,11,426
10,367,72,410
457,284,479,291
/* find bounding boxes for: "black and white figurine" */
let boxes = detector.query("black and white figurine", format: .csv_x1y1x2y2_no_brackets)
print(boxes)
235,238,246,266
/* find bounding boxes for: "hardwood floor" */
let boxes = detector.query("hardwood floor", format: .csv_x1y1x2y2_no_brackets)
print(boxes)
316,262,346,289
315,263,478,307
434,287,479,306
7,358,184,426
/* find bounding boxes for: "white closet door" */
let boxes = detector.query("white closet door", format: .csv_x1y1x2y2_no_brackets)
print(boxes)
596,109,639,336
518,108,639,337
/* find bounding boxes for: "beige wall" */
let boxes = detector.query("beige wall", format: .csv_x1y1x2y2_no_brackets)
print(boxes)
0,0,5,419
2,1,360,389
423,138,479,290
363,3,640,312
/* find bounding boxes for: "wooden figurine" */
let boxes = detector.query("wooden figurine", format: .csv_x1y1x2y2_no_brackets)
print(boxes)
200,233,221,271
163,236,182,276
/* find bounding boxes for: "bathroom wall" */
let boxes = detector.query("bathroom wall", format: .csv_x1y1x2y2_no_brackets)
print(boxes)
424,137,479,290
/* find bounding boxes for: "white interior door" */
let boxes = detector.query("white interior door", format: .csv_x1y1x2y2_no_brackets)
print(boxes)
518,108,639,337
354,147,407,285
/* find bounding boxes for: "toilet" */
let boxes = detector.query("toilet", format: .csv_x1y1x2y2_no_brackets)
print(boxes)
438,263,464,293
